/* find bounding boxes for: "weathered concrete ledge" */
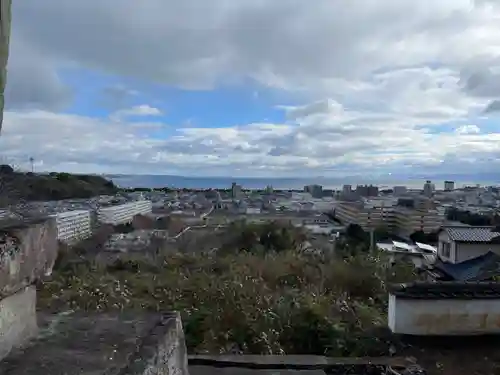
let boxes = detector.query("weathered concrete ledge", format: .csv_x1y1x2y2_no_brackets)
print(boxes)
0,286,38,360
0,216,58,298
188,355,415,375
0,311,189,375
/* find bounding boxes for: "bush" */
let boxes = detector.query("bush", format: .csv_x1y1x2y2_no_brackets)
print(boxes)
0,164,14,174
38,246,415,356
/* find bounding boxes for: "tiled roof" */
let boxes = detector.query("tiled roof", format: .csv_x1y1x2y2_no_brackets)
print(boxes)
433,251,500,281
388,281,500,300
443,226,500,243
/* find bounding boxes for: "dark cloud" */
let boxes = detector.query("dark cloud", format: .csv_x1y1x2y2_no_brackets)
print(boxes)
483,100,500,114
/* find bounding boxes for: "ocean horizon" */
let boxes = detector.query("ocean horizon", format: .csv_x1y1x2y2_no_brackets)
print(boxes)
107,174,499,190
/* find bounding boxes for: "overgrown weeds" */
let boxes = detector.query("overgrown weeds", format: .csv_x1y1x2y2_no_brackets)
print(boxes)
38,244,415,356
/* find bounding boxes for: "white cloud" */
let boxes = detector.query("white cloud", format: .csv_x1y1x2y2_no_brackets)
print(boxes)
455,124,481,135
2,100,500,177
110,105,162,122
3,0,500,177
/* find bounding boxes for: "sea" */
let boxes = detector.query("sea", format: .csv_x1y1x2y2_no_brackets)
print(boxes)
107,174,500,190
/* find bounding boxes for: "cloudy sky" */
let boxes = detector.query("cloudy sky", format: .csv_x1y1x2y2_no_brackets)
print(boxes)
1,0,500,178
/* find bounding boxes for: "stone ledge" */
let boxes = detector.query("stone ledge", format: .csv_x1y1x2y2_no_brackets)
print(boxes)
0,286,38,360
0,311,189,375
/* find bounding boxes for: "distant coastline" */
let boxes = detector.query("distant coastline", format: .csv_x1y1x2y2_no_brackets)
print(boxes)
108,174,499,190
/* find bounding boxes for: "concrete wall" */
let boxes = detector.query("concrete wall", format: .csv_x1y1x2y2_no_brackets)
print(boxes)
0,0,12,133
437,230,457,262
388,293,500,335
97,201,153,225
0,286,38,360
0,217,58,297
135,312,189,375
125,312,189,375
52,210,92,245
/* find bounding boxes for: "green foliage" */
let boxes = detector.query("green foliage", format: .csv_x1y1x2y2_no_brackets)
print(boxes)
219,220,307,255
38,242,415,356
55,172,73,182
446,207,493,226
409,230,439,244
345,224,368,243
0,169,118,202
0,164,14,174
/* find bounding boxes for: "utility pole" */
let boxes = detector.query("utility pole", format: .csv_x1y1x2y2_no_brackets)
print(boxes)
370,227,375,253
368,208,375,253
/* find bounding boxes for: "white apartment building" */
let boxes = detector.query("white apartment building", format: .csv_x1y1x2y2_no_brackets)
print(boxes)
335,198,397,230
335,199,444,235
395,208,444,237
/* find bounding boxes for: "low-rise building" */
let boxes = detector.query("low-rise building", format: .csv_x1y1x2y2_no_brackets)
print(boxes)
437,226,500,263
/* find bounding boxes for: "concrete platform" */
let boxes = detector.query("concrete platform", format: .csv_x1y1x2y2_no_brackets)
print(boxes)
0,311,189,375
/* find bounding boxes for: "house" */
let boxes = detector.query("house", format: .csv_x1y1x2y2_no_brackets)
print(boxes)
388,281,500,335
437,226,500,263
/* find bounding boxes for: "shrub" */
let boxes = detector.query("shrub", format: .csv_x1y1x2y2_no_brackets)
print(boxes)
38,246,415,356
0,164,14,174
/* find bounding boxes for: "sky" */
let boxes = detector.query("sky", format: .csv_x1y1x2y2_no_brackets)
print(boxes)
2,0,500,178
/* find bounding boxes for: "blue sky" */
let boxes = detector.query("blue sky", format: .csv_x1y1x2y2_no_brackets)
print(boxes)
62,67,292,130
2,0,500,178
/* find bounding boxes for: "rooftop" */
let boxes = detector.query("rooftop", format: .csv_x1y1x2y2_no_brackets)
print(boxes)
442,226,500,243
389,282,500,300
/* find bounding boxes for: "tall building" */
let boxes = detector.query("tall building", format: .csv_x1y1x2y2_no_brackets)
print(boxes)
355,184,379,197
444,181,455,191
342,185,352,194
231,182,242,199
393,186,407,196
0,0,12,133
304,184,323,198
423,180,435,197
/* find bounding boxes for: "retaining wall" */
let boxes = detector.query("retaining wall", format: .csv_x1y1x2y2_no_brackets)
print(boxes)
0,286,37,360
97,201,153,225
52,210,92,245
0,217,58,297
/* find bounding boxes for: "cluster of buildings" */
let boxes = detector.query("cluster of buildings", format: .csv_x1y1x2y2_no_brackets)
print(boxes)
334,180,500,238
335,196,444,237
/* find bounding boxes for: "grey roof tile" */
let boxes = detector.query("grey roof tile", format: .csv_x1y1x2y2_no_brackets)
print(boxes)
389,281,500,299
444,226,500,243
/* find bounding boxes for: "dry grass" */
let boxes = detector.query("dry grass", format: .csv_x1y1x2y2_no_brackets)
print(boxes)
38,247,415,356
